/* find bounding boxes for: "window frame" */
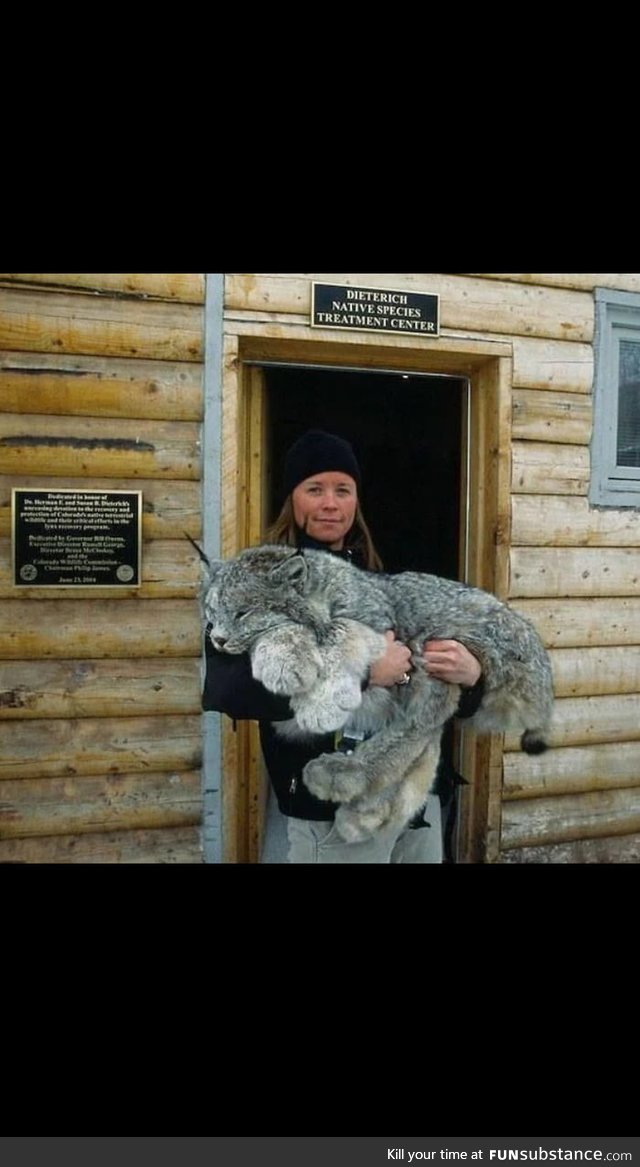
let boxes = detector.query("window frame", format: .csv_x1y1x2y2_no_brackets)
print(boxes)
590,287,640,506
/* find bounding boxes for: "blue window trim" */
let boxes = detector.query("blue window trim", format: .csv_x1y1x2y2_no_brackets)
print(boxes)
590,287,640,507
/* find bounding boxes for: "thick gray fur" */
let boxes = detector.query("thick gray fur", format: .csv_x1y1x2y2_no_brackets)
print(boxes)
202,545,554,844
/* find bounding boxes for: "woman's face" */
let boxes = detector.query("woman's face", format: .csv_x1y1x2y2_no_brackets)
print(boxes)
291,471,358,550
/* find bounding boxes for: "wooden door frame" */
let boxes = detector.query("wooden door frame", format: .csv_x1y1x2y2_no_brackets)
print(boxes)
219,326,513,863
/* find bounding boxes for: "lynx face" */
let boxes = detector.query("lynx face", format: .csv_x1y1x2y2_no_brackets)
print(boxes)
205,581,293,652
203,546,319,653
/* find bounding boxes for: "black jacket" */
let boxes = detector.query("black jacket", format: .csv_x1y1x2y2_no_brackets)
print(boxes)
202,537,485,821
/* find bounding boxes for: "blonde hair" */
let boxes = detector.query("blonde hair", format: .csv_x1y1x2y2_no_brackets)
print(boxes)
265,496,383,572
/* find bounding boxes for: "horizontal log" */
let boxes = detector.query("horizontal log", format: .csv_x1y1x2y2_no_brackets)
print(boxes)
511,494,640,547
228,320,512,376
510,546,640,598
511,441,589,495
0,273,205,303
498,830,640,863
464,273,640,293
0,770,202,839
0,413,201,479
511,337,592,394
503,740,640,798
0,599,200,658
505,693,640,751
549,645,640,697
0,475,201,539
0,537,201,598
0,714,202,780
227,316,592,395
513,598,640,647
0,288,203,362
225,273,594,343
500,787,640,849
0,658,201,719
512,389,591,445
0,825,203,863
0,350,203,420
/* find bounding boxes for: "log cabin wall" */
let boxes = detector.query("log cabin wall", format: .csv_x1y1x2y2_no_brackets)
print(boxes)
224,273,640,863
0,274,206,863
3,273,639,864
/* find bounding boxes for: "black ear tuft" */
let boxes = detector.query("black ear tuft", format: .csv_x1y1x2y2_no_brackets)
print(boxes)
521,731,548,755
184,531,211,567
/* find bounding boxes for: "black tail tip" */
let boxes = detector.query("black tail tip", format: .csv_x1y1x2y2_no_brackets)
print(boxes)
521,731,548,755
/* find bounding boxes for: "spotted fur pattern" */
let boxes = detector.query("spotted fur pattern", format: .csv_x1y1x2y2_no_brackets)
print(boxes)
202,545,554,843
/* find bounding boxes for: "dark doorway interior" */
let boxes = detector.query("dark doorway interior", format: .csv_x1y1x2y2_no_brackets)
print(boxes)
262,363,469,863
264,365,467,579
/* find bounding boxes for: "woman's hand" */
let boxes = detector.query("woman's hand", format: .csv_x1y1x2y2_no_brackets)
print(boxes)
368,631,413,688
423,639,482,687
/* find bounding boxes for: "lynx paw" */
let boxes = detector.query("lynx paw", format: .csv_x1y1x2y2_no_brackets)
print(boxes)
294,701,350,735
251,642,322,695
294,676,362,734
303,752,369,803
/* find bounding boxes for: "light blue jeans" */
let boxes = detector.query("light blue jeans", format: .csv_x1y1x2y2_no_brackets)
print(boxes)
260,789,442,864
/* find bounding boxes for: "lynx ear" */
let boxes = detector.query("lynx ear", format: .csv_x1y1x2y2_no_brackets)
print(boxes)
202,560,227,592
269,552,308,590
183,532,230,587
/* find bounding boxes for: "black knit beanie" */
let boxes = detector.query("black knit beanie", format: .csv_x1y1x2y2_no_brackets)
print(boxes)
283,430,361,496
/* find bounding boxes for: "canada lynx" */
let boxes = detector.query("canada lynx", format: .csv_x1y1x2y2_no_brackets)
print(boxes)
202,545,554,843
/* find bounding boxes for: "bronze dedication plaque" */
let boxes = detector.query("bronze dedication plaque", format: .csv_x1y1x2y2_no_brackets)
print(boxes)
12,489,142,588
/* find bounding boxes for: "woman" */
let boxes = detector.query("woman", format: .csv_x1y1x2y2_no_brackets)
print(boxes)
202,429,484,863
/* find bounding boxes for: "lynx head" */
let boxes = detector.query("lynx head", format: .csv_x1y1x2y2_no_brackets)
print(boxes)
203,545,322,653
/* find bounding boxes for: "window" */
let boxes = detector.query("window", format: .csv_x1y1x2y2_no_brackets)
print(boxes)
591,287,640,505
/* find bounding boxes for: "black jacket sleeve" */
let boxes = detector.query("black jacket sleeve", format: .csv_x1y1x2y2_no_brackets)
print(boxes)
202,630,292,721
454,674,485,720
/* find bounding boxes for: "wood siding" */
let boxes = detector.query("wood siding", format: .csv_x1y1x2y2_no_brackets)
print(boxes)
5,271,638,863
0,273,205,863
223,272,640,863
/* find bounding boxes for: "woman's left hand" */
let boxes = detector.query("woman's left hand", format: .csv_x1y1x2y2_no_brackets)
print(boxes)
423,639,482,687
368,630,413,688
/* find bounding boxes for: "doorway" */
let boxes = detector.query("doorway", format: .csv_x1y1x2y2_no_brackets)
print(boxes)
218,330,512,864
250,363,469,862
263,365,468,580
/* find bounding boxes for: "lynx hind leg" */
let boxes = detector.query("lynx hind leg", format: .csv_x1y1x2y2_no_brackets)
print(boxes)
334,738,442,844
304,716,429,805
335,800,394,844
303,750,369,804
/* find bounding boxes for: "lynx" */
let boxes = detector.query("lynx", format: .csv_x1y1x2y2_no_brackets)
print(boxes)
201,544,554,844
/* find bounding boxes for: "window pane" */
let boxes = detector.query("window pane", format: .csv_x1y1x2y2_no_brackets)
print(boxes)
617,340,640,467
